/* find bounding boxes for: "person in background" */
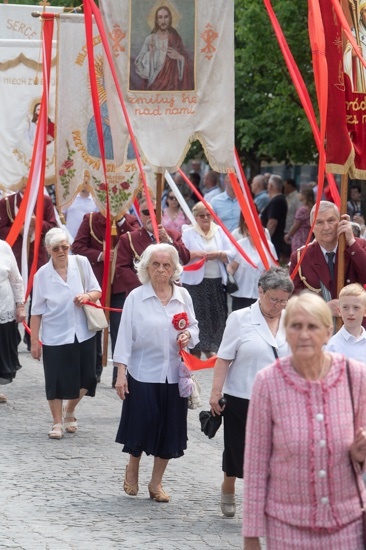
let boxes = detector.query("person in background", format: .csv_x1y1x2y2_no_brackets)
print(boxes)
63,170,98,240
188,171,201,204
243,292,366,550
353,213,366,238
0,240,25,404
162,191,190,234
30,228,101,439
284,187,314,252
210,175,241,232
232,211,271,242
283,178,300,258
347,184,364,220
210,268,294,518
325,283,366,363
181,201,236,358
228,218,278,311
260,175,287,258
203,171,222,203
114,244,199,502
251,175,270,214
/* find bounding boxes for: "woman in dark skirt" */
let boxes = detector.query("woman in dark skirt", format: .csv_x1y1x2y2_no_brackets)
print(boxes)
30,228,101,439
0,240,26,403
114,243,199,503
180,201,236,358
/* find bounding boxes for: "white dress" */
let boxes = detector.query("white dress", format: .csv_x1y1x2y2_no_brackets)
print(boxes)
0,240,24,324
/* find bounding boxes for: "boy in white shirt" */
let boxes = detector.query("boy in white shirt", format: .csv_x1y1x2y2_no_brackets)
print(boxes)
326,283,366,363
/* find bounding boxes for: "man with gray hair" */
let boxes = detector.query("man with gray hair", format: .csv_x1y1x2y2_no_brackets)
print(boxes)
251,174,270,214
260,175,287,257
289,200,366,318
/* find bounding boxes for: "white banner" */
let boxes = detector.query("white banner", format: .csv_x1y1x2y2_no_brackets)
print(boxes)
56,14,146,218
0,38,56,192
100,0,234,172
0,3,63,41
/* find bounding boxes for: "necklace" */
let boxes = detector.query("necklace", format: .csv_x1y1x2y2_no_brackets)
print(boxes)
293,354,329,381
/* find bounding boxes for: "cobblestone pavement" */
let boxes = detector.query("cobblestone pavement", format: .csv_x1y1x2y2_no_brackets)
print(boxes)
0,341,244,550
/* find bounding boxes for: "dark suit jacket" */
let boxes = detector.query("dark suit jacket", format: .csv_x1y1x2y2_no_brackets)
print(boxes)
289,239,366,297
71,211,139,288
115,227,191,295
0,192,57,271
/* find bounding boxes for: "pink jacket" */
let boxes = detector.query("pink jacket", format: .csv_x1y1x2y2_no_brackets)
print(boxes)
243,354,366,536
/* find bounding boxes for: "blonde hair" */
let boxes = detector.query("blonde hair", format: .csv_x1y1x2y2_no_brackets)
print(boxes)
192,201,208,217
339,283,366,305
284,292,333,330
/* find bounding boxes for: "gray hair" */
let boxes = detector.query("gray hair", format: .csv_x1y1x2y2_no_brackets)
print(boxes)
268,175,283,192
135,243,183,284
310,201,339,224
258,266,294,294
44,227,70,249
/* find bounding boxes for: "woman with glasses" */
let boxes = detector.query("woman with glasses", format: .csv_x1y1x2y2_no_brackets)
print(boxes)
180,201,236,358
209,267,294,517
30,228,101,439
161,192,190,234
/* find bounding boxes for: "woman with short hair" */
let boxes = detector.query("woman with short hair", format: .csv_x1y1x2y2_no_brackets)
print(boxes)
114,243,199,502
30,227,101,439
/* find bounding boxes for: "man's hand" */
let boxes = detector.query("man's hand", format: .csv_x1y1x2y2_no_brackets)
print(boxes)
158,224,173,243
327,298,340,317
338,214,356,247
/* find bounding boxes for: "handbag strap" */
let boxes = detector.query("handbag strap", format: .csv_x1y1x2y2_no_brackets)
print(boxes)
346,360,365,513
75,255,86,292
271,346,278,359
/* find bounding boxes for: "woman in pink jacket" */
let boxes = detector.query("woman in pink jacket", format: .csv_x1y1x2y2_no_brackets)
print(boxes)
243,292,366,550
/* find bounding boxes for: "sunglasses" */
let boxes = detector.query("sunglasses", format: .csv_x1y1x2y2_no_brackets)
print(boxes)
197,213,211,219
167,196,177,200
52,245,70,252
141,209,157,216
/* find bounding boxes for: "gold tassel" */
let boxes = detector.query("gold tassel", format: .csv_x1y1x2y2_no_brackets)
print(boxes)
111,219,117,236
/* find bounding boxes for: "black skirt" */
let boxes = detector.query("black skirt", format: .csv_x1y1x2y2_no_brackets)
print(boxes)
222,393,250,478
42,335,97,400
116,374,188,460
0,321,22,383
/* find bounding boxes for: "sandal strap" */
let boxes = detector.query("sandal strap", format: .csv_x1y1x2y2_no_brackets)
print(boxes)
64,420,77,428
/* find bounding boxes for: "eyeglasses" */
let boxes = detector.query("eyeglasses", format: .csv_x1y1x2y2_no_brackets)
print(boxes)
167,196,177,200
197,213,211,219
51,244,70,252
265,294,288,306
141,209,156,216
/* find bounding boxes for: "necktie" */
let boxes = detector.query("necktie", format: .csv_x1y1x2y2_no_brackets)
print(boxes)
326,252,335,281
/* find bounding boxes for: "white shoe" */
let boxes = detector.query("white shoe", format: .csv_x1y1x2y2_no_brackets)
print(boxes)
221,492,236,517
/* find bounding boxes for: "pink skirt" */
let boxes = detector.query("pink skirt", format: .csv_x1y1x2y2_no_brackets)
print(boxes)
266,516,364,550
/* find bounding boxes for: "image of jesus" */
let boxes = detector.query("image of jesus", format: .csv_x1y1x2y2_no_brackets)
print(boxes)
133,5,194,91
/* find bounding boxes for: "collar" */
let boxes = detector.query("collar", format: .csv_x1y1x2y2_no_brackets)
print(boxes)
141,281,185,304
320,244,338,259
339,324,366,342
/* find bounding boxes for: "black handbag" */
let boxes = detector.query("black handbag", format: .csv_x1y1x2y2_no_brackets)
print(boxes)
346,361,366,548
199,410,222,439
225,271,239,294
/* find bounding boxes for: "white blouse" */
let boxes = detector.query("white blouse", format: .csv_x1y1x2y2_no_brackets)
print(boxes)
31,255,101,345
113,282,199,384
0,240,24,324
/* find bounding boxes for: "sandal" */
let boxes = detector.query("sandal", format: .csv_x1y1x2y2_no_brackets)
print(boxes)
124,465,139,496
63,407,78,433
48,423,63,440
0,394,7,404
148,483,170,503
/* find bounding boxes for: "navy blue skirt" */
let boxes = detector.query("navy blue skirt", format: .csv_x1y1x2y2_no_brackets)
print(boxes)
116,374,188,459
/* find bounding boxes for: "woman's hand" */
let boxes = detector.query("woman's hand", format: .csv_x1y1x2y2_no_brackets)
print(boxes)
15,304,26,323
189,250,207,260
244,537,261,550
209,390,224,416
74,293,89,307
350,427,366,464
205,250,221,261
177,330,190,348
31,341,42,361
115,365,129,400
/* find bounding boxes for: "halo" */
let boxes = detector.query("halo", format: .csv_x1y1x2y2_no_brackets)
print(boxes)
29,97,42,116
146,1,182,31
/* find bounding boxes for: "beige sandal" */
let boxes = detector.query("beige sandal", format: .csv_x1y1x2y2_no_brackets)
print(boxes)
0,394,7,404
48,423,63,440
63,408,77,433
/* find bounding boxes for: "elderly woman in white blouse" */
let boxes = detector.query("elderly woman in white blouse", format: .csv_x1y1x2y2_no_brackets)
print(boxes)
0,240,25,403
30,228,101,439
180,201,236,358
114,243,199,503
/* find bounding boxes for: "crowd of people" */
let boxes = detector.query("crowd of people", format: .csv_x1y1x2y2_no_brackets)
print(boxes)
1,164,366,549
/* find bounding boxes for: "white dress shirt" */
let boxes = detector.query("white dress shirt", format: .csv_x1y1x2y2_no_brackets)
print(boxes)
325,325,366,364
32,255,101,345
0,240,24,324
64,194,98,239
218,300,289,399
113,282,199,384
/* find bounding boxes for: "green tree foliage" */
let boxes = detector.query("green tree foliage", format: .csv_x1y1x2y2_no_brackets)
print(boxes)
235,0,318,176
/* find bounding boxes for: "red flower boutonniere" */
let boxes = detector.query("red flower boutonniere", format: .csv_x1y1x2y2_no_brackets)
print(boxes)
172,312,189,331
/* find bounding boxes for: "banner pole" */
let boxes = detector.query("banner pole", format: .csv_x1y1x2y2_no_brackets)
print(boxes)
336,172,349,329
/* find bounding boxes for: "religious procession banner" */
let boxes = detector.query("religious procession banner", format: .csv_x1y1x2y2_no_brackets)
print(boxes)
56,14,145,218
99,0,234,172
317,0,366,178
0,3,64,192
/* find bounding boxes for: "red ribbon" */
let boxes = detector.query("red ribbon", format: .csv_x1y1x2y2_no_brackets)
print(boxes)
180,348,216,371
182,258,205,271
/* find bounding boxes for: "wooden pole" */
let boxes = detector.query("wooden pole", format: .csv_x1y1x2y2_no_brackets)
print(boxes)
336,172,349,329
102,222,116,367
156,172,164,224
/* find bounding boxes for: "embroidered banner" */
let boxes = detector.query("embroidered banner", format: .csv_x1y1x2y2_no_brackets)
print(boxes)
99,0,234,172
56,14,150,218
318,0,366,177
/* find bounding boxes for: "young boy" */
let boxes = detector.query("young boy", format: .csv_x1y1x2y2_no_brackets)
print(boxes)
326,283,366,363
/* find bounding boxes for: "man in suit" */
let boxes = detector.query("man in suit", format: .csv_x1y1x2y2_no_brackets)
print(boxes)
289,201,366,320
72,211,140,384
